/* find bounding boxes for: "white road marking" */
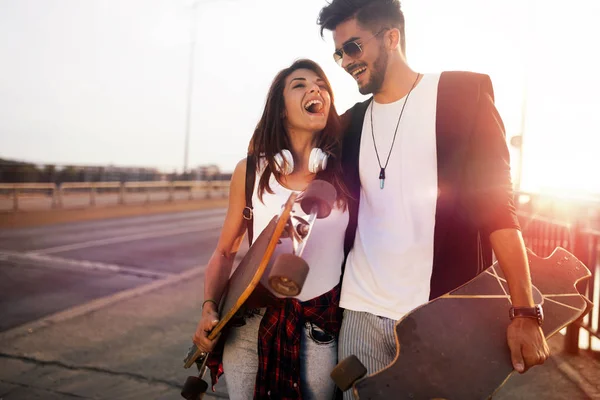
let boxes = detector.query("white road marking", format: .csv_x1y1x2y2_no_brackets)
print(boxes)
0,264,208,343
28,217,223,255
0,250,171,279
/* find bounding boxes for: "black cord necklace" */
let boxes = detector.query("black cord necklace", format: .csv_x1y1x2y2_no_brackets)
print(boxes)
370,73,421,189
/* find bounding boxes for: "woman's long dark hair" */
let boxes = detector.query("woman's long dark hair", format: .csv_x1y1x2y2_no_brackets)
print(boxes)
248,59,350,208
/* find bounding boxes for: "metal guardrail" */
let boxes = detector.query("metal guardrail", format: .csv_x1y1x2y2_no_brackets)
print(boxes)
516,192,600,354
0,181,230,211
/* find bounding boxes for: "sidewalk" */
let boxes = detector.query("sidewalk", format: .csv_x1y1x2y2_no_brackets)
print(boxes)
0,266,228,399
0,198,229,229
1,266,598,400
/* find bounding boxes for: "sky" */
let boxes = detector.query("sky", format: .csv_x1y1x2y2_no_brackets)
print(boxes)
0,0,599,194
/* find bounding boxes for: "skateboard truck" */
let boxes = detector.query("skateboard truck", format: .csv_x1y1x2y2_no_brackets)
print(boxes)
268,180,337,296
181,345,210,399
291,213,317,253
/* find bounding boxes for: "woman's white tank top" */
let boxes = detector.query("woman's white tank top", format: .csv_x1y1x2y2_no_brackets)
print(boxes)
252,168,349,301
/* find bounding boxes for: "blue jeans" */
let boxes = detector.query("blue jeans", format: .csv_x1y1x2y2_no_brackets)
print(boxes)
222,309,337,400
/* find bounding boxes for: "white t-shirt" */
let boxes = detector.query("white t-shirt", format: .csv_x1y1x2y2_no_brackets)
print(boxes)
340,73,441,320
252,167,349,301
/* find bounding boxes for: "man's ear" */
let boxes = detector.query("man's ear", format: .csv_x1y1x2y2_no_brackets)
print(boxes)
386,28,401,51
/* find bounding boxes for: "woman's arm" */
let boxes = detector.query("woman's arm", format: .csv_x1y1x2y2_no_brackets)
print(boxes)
193,158,249,351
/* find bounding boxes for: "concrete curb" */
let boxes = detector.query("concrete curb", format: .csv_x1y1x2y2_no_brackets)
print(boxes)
0,264,206,342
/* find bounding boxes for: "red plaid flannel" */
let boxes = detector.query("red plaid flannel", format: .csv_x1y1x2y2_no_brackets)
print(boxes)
206,284,342,398
254,284,342,399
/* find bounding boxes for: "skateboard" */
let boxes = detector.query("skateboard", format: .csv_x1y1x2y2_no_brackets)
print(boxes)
331,247,593,400
181,179,337,400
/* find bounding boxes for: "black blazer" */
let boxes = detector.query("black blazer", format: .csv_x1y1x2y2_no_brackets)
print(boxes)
341,71,520,300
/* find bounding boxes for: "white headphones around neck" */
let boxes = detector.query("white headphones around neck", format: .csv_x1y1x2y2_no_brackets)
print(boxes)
273,148,328,175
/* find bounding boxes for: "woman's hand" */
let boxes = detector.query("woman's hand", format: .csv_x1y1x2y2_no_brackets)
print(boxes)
192,302,221,352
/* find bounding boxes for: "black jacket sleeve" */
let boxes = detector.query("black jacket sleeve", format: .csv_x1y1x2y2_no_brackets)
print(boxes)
466,74,521,238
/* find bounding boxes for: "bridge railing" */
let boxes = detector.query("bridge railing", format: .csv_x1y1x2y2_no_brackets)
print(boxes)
0,180,231,211
515,192,600,354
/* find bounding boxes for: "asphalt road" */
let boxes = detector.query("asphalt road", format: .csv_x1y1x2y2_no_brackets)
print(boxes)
0,208,242,332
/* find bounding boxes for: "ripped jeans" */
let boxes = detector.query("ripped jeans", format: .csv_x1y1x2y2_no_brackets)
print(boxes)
222,309,338,400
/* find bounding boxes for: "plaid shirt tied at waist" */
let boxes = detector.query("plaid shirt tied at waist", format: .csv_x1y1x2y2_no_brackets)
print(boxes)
254,283,342,400
206,283,342,399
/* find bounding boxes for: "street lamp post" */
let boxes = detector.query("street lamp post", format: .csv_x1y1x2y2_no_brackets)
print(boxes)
183,0,199,177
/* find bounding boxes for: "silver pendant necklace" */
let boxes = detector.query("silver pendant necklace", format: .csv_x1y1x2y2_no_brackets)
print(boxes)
370,73,421,189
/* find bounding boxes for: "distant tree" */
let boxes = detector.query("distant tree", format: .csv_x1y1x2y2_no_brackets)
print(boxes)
0,159,41,182
58,166,78,183
95,167,105,182
41,165,57,182
19,165,40,182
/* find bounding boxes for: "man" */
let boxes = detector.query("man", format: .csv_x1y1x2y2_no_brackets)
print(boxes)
317,0,549,397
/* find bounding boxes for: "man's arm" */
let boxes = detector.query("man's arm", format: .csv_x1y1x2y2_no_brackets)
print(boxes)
469,74,549,373
490,228,549,372
490,229,533,307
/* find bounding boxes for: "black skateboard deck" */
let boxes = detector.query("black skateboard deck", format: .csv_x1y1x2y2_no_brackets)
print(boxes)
332,247,592,399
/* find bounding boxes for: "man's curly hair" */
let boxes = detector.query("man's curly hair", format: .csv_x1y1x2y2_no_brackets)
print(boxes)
317,0,406,54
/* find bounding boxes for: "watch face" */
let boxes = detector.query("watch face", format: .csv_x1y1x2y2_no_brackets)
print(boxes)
535,304,544,325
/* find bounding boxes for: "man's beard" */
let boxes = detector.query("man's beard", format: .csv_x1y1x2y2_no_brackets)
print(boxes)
359,46,388,95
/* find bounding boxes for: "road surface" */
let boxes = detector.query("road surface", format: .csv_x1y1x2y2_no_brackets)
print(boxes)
0,208,242,332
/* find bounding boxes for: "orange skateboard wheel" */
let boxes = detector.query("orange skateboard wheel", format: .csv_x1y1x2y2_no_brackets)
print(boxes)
301,180,337,219
268,253,309,296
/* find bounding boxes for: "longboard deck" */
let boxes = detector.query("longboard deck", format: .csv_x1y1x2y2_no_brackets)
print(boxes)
210,192,296,339
351,247,591,400
183,193,297,369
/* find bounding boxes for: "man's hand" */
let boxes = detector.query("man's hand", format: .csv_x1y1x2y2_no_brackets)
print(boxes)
507,317,550,373
192,303,220,352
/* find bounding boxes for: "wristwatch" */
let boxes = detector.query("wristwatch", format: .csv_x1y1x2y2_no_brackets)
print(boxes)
509,304,544,326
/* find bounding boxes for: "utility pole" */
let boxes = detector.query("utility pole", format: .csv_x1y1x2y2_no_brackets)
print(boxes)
512,1,534,193
183,0,199,177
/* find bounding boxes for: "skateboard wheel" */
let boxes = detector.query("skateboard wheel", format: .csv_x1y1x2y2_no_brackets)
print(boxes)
301,180,337,219
330,355,367,392
181,376,208,400
268,254,309,296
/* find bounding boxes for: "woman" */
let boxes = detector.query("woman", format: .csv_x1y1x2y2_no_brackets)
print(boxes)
193,59,350,400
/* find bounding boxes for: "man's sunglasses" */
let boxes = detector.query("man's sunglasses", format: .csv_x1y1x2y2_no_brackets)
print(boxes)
333,30,385,66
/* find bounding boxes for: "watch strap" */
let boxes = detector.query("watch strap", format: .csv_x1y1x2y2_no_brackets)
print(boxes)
509,305,544,326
